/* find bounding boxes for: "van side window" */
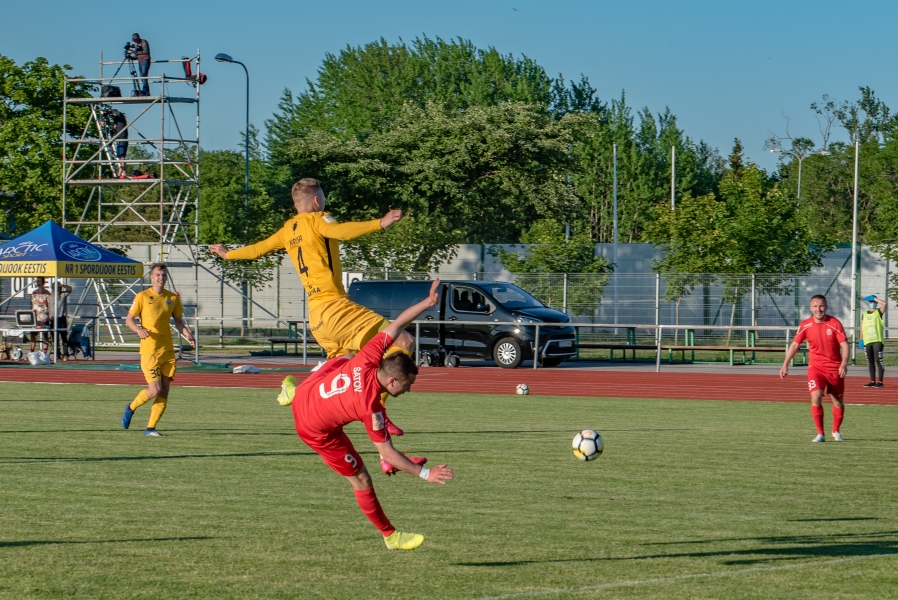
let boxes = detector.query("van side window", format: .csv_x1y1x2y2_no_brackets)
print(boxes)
451,286,491,313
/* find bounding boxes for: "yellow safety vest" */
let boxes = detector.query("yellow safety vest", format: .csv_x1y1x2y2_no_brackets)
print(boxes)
861,310,884,345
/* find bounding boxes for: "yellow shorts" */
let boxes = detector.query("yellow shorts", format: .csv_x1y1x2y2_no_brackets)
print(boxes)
309,297,390,358
141,352,177,383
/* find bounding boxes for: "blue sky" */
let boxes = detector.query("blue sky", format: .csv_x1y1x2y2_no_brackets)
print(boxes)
3,0,895,171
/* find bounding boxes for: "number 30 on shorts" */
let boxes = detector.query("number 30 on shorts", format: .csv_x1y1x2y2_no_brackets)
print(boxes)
808,379,817,391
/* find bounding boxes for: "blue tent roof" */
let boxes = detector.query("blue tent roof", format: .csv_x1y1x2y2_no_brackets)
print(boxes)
0,221,143,278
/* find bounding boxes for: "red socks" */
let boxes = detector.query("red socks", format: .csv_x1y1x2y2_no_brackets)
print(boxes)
832,406,844,433
353,487,395,536
811,405,824,435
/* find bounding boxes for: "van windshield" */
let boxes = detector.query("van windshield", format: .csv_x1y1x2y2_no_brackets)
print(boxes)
483,284,544,310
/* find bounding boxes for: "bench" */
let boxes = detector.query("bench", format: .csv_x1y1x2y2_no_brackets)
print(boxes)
267,336,306,355
665,345,808,366
576,343,808,366
576,343,659,362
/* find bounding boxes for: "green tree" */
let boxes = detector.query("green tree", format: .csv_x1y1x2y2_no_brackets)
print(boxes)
571,93,721,245
650,142,828,333
0,55,92,234
281,102,581,270
490,219,612,314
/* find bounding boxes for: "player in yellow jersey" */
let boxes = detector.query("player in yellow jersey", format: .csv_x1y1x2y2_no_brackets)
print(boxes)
209,178,413,448
121,263,195,436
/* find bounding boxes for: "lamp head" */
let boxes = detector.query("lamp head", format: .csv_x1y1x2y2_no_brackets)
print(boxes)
770,149,782,153
215,53,234,63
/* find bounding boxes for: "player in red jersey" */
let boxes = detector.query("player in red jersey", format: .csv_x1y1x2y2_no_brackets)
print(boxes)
290,279,454,550
780,294,850,442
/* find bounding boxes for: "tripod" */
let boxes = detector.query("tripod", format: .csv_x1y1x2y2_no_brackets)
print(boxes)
109,50,141,97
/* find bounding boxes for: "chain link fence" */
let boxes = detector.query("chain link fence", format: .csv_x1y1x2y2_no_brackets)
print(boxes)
1,262,891,363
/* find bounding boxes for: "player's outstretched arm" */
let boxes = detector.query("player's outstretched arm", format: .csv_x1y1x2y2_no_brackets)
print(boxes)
211,232,284,261
318,210,402,242
209,244,230,259
374,440,454,484
780,341,800,379
383,279,440,341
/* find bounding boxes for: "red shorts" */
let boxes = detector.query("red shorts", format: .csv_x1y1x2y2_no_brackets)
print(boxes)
807,367,844,398
294,423,364,477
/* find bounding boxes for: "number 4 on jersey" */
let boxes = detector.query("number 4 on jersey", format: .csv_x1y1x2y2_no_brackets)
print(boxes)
296,247,309,276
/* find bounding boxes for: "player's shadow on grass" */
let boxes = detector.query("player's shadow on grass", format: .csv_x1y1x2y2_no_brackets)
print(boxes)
788,517,878,522
0,450,318,464
0,536,211,548
456,533,898,567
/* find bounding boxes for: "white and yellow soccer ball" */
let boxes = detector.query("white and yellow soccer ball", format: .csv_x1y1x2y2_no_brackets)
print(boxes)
515,383,530,395
572,430,603,461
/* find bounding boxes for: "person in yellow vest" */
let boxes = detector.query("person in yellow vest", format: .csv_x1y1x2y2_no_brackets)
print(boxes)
861,294,886,388
122,263,195,436
209,178,414,458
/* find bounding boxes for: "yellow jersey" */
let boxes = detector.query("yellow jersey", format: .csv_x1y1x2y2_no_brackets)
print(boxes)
128,288,183,356
226,211,381,309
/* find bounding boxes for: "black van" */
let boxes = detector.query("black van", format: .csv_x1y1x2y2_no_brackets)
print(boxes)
348,280,576,368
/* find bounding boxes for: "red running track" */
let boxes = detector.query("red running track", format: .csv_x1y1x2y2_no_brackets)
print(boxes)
1,363,896,405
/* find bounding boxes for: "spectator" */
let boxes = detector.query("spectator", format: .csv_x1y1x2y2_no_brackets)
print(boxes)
29,277,51,354
861,295,887,388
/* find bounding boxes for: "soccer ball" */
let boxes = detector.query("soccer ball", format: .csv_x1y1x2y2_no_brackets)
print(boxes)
515,383,530,395
572,430,603,461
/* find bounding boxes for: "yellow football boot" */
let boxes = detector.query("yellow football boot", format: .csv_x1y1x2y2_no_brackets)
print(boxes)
277,376,296,407
383,530,425,551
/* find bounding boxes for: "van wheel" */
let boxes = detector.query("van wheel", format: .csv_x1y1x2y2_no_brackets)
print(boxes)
445,354,460,368
493,337,523,369
541,356,564,367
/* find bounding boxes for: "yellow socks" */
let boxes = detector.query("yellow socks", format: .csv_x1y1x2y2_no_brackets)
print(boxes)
147,396,168,429
129,389,153,411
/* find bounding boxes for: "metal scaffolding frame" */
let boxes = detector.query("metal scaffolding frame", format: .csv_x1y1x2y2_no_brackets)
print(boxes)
61,52,202,346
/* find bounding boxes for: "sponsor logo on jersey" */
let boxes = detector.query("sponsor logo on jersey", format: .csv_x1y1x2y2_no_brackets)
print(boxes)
166,299,173,306
372,411,385,431
323,215,336,223
289,236,303,248
311,320,324,332
826,329,832,336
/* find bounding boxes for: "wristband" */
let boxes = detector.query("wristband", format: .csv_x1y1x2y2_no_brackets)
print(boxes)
418,466,430,481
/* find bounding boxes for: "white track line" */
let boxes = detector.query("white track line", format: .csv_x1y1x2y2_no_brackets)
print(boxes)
474,553,898,599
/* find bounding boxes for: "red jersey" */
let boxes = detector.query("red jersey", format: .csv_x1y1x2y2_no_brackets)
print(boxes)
793,315,847,371
291,332,393,443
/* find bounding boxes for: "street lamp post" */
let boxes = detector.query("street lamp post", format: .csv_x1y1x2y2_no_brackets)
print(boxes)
770,147,829,202
613,142,618,330
215,53,250,244
216,53,251,334
850,140,860,362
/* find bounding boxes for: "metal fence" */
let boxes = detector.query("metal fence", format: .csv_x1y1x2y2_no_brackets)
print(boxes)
0,265,890,353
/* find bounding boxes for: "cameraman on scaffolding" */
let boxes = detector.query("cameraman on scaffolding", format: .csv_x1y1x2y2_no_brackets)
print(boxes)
128,33,151,96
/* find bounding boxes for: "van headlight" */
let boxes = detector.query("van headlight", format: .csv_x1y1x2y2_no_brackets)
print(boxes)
516,317,543,324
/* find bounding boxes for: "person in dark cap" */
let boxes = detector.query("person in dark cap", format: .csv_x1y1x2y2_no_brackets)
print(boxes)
129,33,151,96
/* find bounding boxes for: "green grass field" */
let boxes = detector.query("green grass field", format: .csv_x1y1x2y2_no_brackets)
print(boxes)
1,382,896,599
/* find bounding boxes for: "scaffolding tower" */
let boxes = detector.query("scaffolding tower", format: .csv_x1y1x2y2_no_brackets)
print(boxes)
61,52,202,346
